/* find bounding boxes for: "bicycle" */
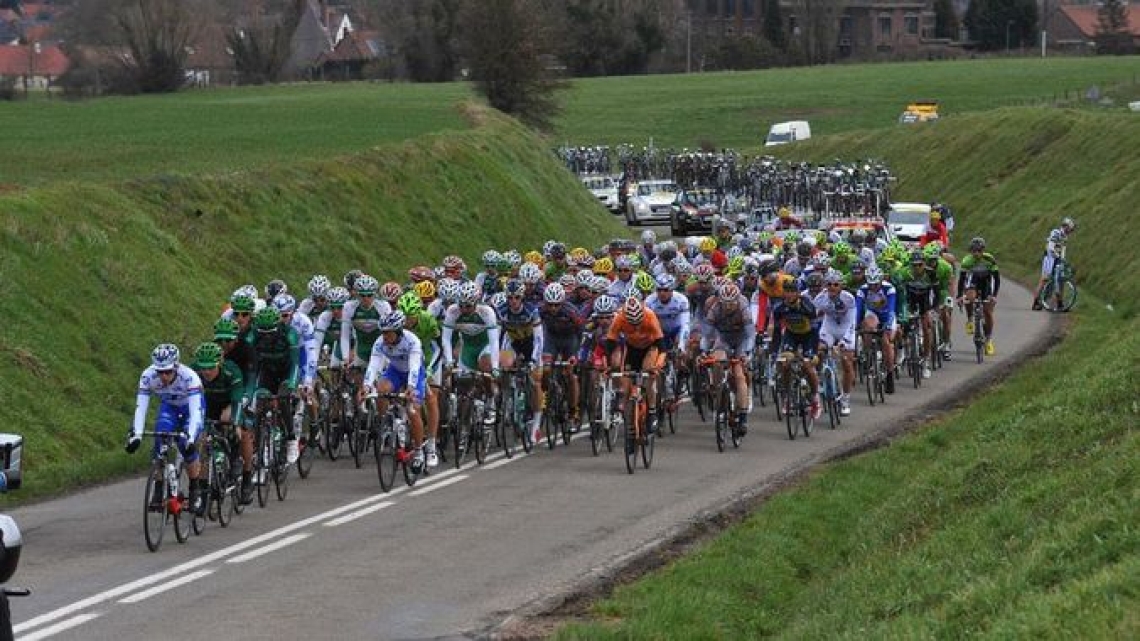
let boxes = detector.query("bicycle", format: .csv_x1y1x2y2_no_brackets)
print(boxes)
587,367,618,456
775,349,812,440
964,295,989,364
1038,256,1077,312
818,344,844,430
656,350,684,436
320,366,352,462
295,389,317,480
192,420,238,535
700,354,744,452
901,315,926,390
249,388,291,507
611,371,654,474
499,365,535,457
748,337,771,409
859,329,887,407
446,369,497,468
371,391,421,492
542,360,575,449
140,430,192,552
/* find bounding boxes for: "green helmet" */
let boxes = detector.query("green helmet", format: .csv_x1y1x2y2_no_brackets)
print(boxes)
634,270,655,293
254,306,280,331
230,295,255,313
833,241,852,256
192,341,224,370
213,318,240,341
784,231,801,245
397,290,423,316
923,242,942,260
728,255,745,275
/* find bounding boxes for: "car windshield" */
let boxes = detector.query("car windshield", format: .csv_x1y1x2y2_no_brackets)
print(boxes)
584,178,612,190
888,210,928,225
766,132,791,144
691,191,715,205
640,183,675,196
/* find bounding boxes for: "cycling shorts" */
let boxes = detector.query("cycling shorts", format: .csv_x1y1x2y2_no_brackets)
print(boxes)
543,334,581,361
458,342,493,372
780,331,817,360
819,322,856,351
382,366,426,404
154,401,202,464
621,345,657,372
1040,254,1057,278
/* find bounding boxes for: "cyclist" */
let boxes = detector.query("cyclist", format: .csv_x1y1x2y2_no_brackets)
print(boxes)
475,250,505,299
244,306,302,464
363,311,428,474
539,282,584,428
441,281,502,423
313,286,351,369
702,282,756,432
497,279,545,441
782,241,814,277
920,208,949,248
772,205,805,230
1033,217,1075,310
191,342,251,507
900,251,938,379
396,292,442,468
957,237,1001,356
125,344,206,511
544,242,569,281
923,242,956,360
638,230,657,267
340,275,393,394
604,297,665,433
813,270,857,417
518,263,546,305
856,266,899,394
607,256,637,301
298,274,331,318
769,276,821,419
220,296,256,378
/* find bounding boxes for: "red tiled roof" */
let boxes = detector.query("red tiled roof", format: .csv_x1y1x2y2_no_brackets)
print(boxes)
0,43,69,77
317,29,383,64
22,22,51,43
1059,4,1140,38
19,3,61,20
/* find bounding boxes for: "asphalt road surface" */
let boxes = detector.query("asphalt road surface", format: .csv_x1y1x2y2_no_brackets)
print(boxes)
8,281,1052,641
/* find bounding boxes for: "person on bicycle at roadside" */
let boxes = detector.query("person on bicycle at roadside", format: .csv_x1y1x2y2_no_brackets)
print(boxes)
191,341,252,506
298,274,331,319
363,311,428,475
702,282,756,432
813,270,857,417
923,242,956,360
856,266,899,394
396,291,442,468
920,208,950,249
1032,217,1075,310
957,237,1001,356
900,251,938,379
442,281,502,422
539,282,584,427
244,306,302,464
769,276,821,419
340,275,393,394
125,344,207,511
772,205,804,230
496,279,545,442
604,297,664,433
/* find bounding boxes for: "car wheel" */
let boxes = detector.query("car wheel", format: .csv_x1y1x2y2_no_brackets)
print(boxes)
626,208,638,227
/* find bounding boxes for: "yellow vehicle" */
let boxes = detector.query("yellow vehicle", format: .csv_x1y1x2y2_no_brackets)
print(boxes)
899,101,940,124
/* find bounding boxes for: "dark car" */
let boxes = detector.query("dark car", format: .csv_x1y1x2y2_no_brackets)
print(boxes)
670,188,720,237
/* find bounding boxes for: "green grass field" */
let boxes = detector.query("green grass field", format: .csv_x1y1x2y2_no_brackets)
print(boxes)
556,106,1140,639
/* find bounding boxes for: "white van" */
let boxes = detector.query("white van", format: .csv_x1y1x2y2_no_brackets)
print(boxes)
764,120,812,147
886,202,931,246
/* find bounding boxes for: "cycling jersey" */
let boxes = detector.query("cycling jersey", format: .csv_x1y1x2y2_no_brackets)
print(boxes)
782,256,810,277
959,252,1001,298
607,277,636,301
496,301,544,363
442,304,501,370
131,364,205,442
813,290,858,351
245,324,301,394
704,295,756,355
770,295,818,356
856,281,898,330
340,299,393,363
200,360,245,423
364,329,424,389
645,292,691,346
313,309,344,364
606,308,664,351
475,271,504,298
297,297,326,319
290,311,318,386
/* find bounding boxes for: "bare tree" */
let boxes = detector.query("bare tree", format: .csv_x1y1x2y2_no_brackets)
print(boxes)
112,0,205,93
791,0,845,64
226,0,303,84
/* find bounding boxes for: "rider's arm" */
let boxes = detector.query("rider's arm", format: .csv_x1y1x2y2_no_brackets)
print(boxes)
677,295,692,346
406,334,424,390
131,373,153,440
441,306,456,365
741,301,757,355
187,384,205,442
339,300,357,364
226,362,245,425
285,329,301,390
884,286,898,327
532,321,544,364
992,271,1001,297
363,341,387,389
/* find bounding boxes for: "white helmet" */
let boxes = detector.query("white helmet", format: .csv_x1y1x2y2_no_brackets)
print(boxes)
640,229,657,244
272,294,297,313
519,262,543,284
151,343,180,371
544,282,566,304
307,274,331,298
458,281,480,305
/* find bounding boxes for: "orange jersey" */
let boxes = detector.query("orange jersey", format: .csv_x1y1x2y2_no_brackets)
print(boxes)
607,307,664,350
759,273,790,299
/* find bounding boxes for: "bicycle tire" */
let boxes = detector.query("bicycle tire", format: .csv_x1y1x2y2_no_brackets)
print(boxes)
297,412,315,479
474,401,490,465
214,448,234,528
623,396,637,475
862,344,876,407
754,357,768,408
273,427,290,502
326,395,345,461
352,407,371,469
714,385,729,452
456,396,473,468
172,462,192,544
640,404,654,470
255,421,271,508
589,383,603,456
691,366,706,422
1056,280,1078,312
143,462,167,553
375,424,397,492
541,396,557,450
800,381,813,439
784,380,797,440
500,405,516,460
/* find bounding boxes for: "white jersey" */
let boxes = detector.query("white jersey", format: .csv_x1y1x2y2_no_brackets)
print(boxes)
813,290,858,350
441,303,501,369
313,309,343,366
290,311,318,385
131,364,204,441
297,297,326,319
339,298,393,362
364,330,424,387
645,292,691,343
607,277,636,301
427,298,449,323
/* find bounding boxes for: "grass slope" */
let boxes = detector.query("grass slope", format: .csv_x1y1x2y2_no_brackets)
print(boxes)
555,57,1140,148
557,108,1139,638
0,105,626,499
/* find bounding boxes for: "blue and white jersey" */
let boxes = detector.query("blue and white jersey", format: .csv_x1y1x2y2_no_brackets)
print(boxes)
856,281,897,326
1046,227,1068,257
290,311,318,386
607,277,636,301
812,290,858,332
645,291,691,342
131,364,204,441
364,330,424,387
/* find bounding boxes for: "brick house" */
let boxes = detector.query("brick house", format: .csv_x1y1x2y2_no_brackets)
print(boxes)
0,42,69,91
1049,2,1140,51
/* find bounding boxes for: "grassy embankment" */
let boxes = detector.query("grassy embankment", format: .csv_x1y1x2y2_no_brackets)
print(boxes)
0,105,626,499
557,108,1139,638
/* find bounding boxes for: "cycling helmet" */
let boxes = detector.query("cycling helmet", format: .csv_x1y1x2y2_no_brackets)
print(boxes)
623,296,645,325
1061,217,1076,230
542,240,557,257
254,306,280,331
796,241,813,258
833,241,852,257
355,275,378,295
544,282,566,304
380,281,403,303
307,275,331,298
398,291,423,316
590,276,610,294
866,266,885,283
728,255,745,274
327,286,350,308
503,250,522,269
408,266,435,283
524,250,544,266
850,261,866,275
569,246,590,262
699,237,717,252
726,246,743,260
458,281,480,305
272,294,297,313
229,293,255,313
910,250,926,265
505,279,526,297
719,282,741,301
742,257,761,276
694,263,716,284
634,271,655,293
823,269,845,286
655,274,677,290
576,270,595,287
490,292,507,309
481,250,502,268
151,343,180,371
758,259,780,277
684,236,701,250
673,257,692,276
659,247,678,263
214,318,240,341
812,254,832,269
805,272,824,289
558,274,577,291
519,262,543,284
378,311,405,333
850,229,867,244
265,279,287,300
614,256,633,271
593,295,618,315
969,237,986,251
640,230,657,244
343,269,363,290
784,231,801,245
549,242,567,259
438,279,461,304
192,342,223,370
413,280,436,301
578,254,596,269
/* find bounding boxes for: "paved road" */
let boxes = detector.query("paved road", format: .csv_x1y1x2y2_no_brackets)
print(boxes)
8,281,1051,641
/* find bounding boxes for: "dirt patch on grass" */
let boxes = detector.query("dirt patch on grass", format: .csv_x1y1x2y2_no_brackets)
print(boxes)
488,313,1069,641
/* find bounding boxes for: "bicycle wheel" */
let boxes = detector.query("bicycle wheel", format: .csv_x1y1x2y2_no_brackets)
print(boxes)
589,383,604,457
326,395,345,461
297,411,315,479
863,346,877,406
273,428,290,502
352,407,371,469
213,448,233,528
640,404,654,470
474,400,490,465
784,382,797,441
500,402,516,460
875,357,886,404
931,318,944,371
255,423,271,508
172,462,192,544
542,389,558,451
714,385,729,452
908,333,922,389
375,423,397,492
754,357,768,408
143,462,167,553
800,381,813,439
454,397,472,468
623,396,638,475
691,366,706,422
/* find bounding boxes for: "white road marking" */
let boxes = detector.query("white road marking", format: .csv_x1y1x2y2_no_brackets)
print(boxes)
324,501,395,526
18,613,102,641
482,453,528,470
409,474,468,496
226,533,312,564
118,569,215,604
